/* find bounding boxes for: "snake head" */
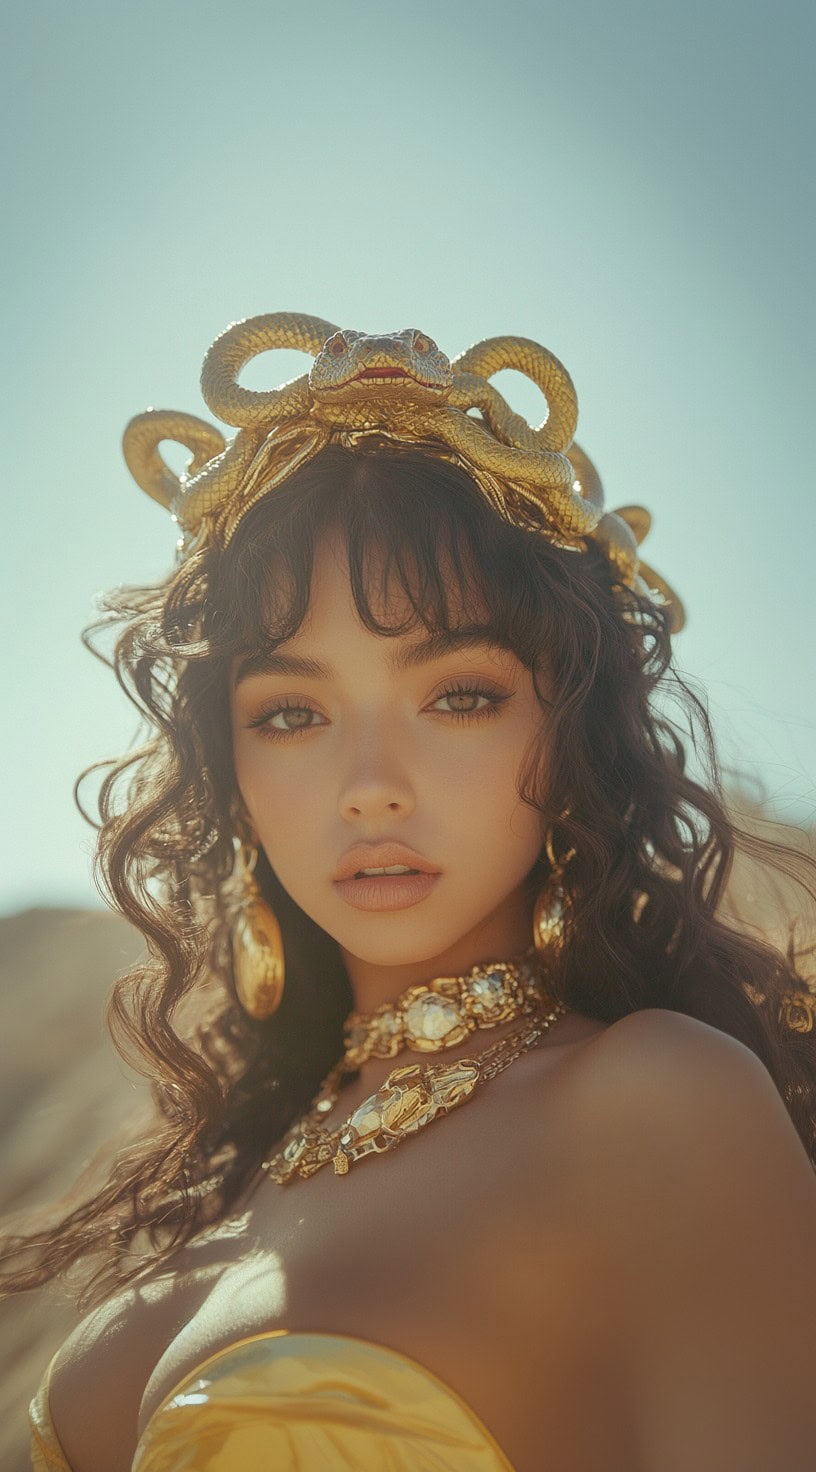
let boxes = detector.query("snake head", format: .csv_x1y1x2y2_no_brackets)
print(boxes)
310,328,452,424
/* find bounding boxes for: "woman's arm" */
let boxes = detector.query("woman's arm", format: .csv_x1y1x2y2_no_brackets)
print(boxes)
576,1008,816,1472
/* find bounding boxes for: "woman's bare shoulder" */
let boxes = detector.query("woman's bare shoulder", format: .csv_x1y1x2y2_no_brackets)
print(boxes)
544,1002,813,1287
558,1004,760,1094
557,1011,816,1465
545,1005,773,1152
527,1004,774,1218
517,1004,738,1113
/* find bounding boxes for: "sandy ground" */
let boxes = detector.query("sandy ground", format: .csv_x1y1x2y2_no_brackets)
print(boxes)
0,909,147,1472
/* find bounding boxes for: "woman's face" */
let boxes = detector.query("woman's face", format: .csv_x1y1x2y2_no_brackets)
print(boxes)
230,529,548,983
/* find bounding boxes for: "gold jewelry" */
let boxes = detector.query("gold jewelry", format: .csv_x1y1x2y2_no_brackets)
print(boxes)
341,951,547,1066
263,998,569,1183
532,828,574,957
260,951,566,1183
122,314,685,632
532,873,568,956
778,992,816,1034
230,843,286,1020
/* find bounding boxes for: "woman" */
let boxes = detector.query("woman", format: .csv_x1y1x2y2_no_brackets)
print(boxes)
7,313,816,1470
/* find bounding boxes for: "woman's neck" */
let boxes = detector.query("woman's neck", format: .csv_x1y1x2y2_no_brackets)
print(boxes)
339,886,535,1015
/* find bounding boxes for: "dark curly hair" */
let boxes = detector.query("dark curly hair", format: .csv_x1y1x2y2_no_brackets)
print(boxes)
2,441,814,1309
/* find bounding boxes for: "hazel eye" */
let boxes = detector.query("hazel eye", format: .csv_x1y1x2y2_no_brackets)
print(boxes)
413,332,434,354
329,334,348,357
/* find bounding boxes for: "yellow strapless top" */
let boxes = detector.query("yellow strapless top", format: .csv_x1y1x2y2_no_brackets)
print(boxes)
29,1329,517,1470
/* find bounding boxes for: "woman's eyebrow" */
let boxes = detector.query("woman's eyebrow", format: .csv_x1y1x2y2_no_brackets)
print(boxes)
233,627,516,687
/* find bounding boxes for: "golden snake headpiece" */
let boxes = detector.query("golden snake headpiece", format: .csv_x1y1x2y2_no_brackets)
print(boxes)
122,312,685,632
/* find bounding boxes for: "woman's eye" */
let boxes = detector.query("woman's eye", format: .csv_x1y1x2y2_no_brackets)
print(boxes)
246,701,326,739
430,684,508,719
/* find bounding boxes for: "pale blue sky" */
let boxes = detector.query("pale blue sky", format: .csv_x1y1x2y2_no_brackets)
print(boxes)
2,0,814,913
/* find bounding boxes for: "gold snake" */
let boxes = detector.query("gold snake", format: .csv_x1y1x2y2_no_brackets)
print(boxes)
123,312,684,631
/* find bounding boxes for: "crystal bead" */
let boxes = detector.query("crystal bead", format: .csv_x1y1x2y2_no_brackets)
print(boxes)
469,969,505,1004
371,1011,402,1052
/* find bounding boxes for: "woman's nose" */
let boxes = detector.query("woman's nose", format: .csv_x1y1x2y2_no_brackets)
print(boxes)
336,732,416,821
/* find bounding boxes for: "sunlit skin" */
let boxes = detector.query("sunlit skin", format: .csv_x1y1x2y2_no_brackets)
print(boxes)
230,528,549,1025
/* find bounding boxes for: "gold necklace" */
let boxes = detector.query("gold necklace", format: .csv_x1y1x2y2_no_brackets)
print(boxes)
261,951,570,1184
341,948,548,1065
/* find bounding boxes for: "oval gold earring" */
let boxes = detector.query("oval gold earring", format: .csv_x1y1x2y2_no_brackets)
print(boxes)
230,843,286,1020
532,828,574,958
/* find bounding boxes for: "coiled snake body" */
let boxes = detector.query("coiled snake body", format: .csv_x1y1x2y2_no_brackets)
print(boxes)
123,312,684,629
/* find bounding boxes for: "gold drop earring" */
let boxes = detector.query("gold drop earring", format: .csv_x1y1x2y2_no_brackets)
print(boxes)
230,841,286,1019
532,828,574,958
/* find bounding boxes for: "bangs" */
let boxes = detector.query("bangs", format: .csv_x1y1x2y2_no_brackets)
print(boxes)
208,443,557,671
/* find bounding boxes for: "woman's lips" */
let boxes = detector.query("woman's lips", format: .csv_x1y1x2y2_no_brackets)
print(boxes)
333,871,441,911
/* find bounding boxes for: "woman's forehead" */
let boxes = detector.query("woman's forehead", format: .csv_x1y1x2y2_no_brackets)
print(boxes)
257,523,491,631
230,533,517,686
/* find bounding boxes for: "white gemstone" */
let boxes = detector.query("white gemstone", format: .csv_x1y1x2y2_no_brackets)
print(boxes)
470,970,505,1001
405,994,460,1041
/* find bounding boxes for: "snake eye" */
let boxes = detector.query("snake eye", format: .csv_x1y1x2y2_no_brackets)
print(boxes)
413,332,434,354
328,333,348,357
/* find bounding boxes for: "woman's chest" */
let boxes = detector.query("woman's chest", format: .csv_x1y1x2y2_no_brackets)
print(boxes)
136,1062,636,1471
141,1090,544,1410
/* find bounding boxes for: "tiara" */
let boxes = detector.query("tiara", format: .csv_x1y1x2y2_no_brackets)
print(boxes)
122,312,685,632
